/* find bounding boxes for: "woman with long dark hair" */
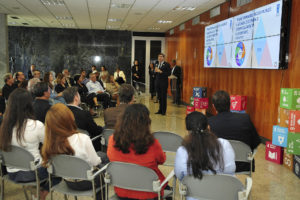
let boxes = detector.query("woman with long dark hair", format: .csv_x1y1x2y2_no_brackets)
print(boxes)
174,112,235,186
0,88,49,200
107,104,167,199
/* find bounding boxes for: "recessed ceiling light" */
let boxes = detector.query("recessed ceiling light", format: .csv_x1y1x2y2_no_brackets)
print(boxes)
148,27,160,30
41,0,65,6
111,3,131,9
22,23,29,25
62,23,75,27
8,22,18,25
106,25,119,29
173,6,195,11
108,18,122,22
10,16,19,19
157,20,172,24
56,16,73,20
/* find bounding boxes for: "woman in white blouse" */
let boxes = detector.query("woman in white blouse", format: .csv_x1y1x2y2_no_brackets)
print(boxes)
174,111,236,200
114,67,126,84
0,88,49,200
42,103,106,197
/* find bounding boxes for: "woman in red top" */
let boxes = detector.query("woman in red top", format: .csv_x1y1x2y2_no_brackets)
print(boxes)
107,103,166,199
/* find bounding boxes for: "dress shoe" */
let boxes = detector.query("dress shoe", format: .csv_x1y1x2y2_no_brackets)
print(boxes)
161,113,166,116
155,111,162,114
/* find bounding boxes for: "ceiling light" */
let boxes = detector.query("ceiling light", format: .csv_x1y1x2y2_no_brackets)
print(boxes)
173,6,195,11
106,25,119,29
41,0,65,6
56,16,73,20
148,27,160,30
10,16,19,19
62,23,75,27
157,20,172,24
108,18,122,22
8,22,18,25
111,3,131,9
94,56,101,62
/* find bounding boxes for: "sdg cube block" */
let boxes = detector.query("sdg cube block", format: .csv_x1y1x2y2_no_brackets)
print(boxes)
265,141,283,164
283,148,294,171
230,95,247,111
294,155,300,179
193,87,207,98
194,98,209,109
186,106,195,115
289,110,300,133
287,133,300,155
280,88,300,110
272,126,288,147
278,107,290,128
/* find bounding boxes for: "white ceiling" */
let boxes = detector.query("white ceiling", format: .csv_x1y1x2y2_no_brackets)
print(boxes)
0,0,225,32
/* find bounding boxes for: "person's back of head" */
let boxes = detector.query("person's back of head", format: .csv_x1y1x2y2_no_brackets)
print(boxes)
114,103,154,154
32,82,49,98
212,90,230,113
42,103,77,166
63,87,79,105
119,84,134,104
3,73,12,84
183,111,224,179
0,88,34,151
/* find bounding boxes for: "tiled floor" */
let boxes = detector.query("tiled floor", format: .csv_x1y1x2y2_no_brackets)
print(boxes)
2,94,300,199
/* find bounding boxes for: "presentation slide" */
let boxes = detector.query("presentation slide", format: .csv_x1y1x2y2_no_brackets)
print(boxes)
203,0,283,69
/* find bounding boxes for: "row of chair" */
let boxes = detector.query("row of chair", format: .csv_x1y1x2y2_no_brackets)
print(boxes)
0,130,255,200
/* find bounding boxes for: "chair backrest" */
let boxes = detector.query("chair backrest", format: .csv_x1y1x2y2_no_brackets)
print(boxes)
153,131,183,152
48,154,92,180
0,145,35,171
101,129,114,146
105,162,159,192
181,174,245,200
228,140,252,162
77,128,90,136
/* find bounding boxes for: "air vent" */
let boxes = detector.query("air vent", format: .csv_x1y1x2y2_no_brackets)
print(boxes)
169,29,174,35
111,3,131,9
179,23,185,31
173,6,195,11
237,0,252,7
192,16,200,26
56,16,73,20
41,0,65,6
210,6,220,18
108,18,122,22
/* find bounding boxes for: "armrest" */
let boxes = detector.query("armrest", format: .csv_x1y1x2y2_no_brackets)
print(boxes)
91,135,102,141
159,169,175,191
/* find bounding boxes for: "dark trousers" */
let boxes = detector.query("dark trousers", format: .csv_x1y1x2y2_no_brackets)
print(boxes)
171,80,181,105
87,93,110,109
156,80,168,114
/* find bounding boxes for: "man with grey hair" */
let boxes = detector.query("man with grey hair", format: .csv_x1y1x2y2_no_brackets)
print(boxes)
62,69,75,87
104,84,135,129
2,73,18,100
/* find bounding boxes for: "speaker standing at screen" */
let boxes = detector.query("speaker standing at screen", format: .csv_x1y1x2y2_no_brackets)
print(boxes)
155,53,171,116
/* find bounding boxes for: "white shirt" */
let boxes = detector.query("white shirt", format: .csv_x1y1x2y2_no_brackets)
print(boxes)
68,133,101,167
113,71,126,82
86,80,105,94
7,119,45,173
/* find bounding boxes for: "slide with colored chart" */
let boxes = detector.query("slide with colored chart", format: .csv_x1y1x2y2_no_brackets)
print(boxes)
204,0,283,69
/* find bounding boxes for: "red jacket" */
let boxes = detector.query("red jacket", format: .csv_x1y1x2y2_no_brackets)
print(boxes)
107,136,166,199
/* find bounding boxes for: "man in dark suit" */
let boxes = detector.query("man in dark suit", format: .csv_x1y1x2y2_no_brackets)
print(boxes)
208,90,261,172
170,60,182,105
2,73,18,101
104,84,135,129
32,82,51,123
63,86,103,151
155,53,171,115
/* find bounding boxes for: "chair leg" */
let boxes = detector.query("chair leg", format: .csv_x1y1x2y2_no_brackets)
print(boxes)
74,196,78,200
64,194,68,200
172,178,176,200
22,186,29,200
0,178,4,200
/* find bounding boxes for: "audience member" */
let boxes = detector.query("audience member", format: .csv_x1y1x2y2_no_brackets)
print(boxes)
74,75,89,103
86,73,110,111
28,64,35,79
208,90,261,172
41,103,107,198
15,72,25,86
100,66,109,85
114,67,126,84
19,80,28,89
55,73,67,94
107,104,167,199
105,75,120,101
62,69,75,87
33,70,42,80
32,82,51,123
0,89,5,123
91,65,97,73
80,69,89,85
0,88,50,200
28,77,41,92
2,73,18,100
170,60,182,105
149,62,156,100
44,72,65,105
63,87,103,151
131,60,142,90
104,84,134,129
175,112,235,192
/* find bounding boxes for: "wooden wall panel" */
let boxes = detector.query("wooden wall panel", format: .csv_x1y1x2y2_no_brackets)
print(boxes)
165,0,300,140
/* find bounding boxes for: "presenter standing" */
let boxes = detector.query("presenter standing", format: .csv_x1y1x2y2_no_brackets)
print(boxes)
155,53,171,115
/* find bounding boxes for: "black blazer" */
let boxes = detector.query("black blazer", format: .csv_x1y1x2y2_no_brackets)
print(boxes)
171,65,182,85
67,105,103,138
33,99,51,123
155,61,171,82
55,84,67,94
208,112,261,150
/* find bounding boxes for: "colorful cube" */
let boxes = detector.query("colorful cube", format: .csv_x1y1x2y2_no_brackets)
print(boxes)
283,148,294,171
278,107,290,128
280,88,300,110
186,106,195,115
193,87,207,98
190,96,194,106
289,110,300,133
230,95,247,111
194,98,209,109
265,141,283,164
294,155,300,179
272,126,288,147
287,133,300,155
